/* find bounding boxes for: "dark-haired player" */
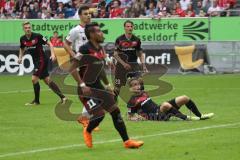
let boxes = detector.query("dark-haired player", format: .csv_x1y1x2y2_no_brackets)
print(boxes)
127,78,214,121
18,21,67,105
69,22,144,149
63,5,112,130
113,20,148,100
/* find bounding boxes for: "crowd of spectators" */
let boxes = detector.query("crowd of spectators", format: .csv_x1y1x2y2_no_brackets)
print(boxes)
0,0,239,19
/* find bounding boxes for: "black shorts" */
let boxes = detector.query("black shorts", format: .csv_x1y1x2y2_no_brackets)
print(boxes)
115,62,142,87
33,60,49,79
167,98,179,108
146,98,178,121
78,88,116,118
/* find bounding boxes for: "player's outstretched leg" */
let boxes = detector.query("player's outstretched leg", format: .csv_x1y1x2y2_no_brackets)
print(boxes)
176,95,214,120
44,77,67,104
160,102,190,120
84,115,105,148
110,108,144,149
78,107,100,131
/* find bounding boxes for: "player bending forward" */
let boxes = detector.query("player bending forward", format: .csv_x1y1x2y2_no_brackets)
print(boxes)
127,78,214,121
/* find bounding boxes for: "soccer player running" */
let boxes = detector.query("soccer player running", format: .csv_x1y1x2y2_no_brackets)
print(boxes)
63,5,112,130
113,20,148,100
18,21,67,105
69,22,144,149
127,78,214,121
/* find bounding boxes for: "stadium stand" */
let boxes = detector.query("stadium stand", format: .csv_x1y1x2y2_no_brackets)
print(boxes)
0,0,239,19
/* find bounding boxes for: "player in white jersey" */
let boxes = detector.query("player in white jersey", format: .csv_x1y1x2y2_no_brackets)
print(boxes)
64,5,90,57
64,5,94,129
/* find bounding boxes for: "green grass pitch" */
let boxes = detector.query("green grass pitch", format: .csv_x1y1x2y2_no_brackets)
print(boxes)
0,74,240,160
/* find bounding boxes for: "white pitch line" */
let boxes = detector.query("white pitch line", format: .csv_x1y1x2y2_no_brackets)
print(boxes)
0,87,239,94
0,89,50,94
0,122,239,159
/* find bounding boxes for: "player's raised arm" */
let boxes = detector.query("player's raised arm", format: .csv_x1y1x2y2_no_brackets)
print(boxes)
137,50,148,73
63,39,75,57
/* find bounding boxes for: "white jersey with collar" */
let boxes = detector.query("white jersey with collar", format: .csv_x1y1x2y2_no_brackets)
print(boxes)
66,25,88,52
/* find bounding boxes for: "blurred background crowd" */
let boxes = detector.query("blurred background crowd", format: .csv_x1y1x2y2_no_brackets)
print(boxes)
0,0,239,19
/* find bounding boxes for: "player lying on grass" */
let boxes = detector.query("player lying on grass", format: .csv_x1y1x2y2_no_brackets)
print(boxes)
127,78,214,121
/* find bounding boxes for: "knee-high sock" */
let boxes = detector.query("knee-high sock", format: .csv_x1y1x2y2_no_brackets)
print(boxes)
185,100,202,117
167,107,187,120
82,107,90,118
87,116,105,133
33,82,40,103
110,108,129,142
49,81,65,99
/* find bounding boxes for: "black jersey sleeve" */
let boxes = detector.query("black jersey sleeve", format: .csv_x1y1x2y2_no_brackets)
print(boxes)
114,37,121,52
127,95,141,114
20,37,25,49
78,45,88,55
136,38,143,52
127,96,135,109
38,34,48,45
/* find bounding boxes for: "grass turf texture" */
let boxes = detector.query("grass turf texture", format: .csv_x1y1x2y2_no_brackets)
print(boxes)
0,74,240,160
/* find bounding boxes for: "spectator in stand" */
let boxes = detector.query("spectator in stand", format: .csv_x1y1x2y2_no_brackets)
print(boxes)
56,36,64,47
4,0,15,15
41,0,50,9
45,10,53,19
125,0,145,18
71,0,81,19
110,0,124,18
202,0,211,14
199,9,206,17
51,31,59,46
145,0,157,10
185,4,195,17
56,2,65,15
170,8,179,17
99,5,109,18
208,0,222,17
218,0,236,10
165,0,177,11
180,0,191,11
175,2,186,17
158,6,170,17
91,8,99,18
0,0,6,15
146,1,158,17
57,11,65,18
29,2,40,19
21,10,30,19
50,0,58,13
15,0,25,13
40,6,48,19
194,0,203,16
157,0,166,12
